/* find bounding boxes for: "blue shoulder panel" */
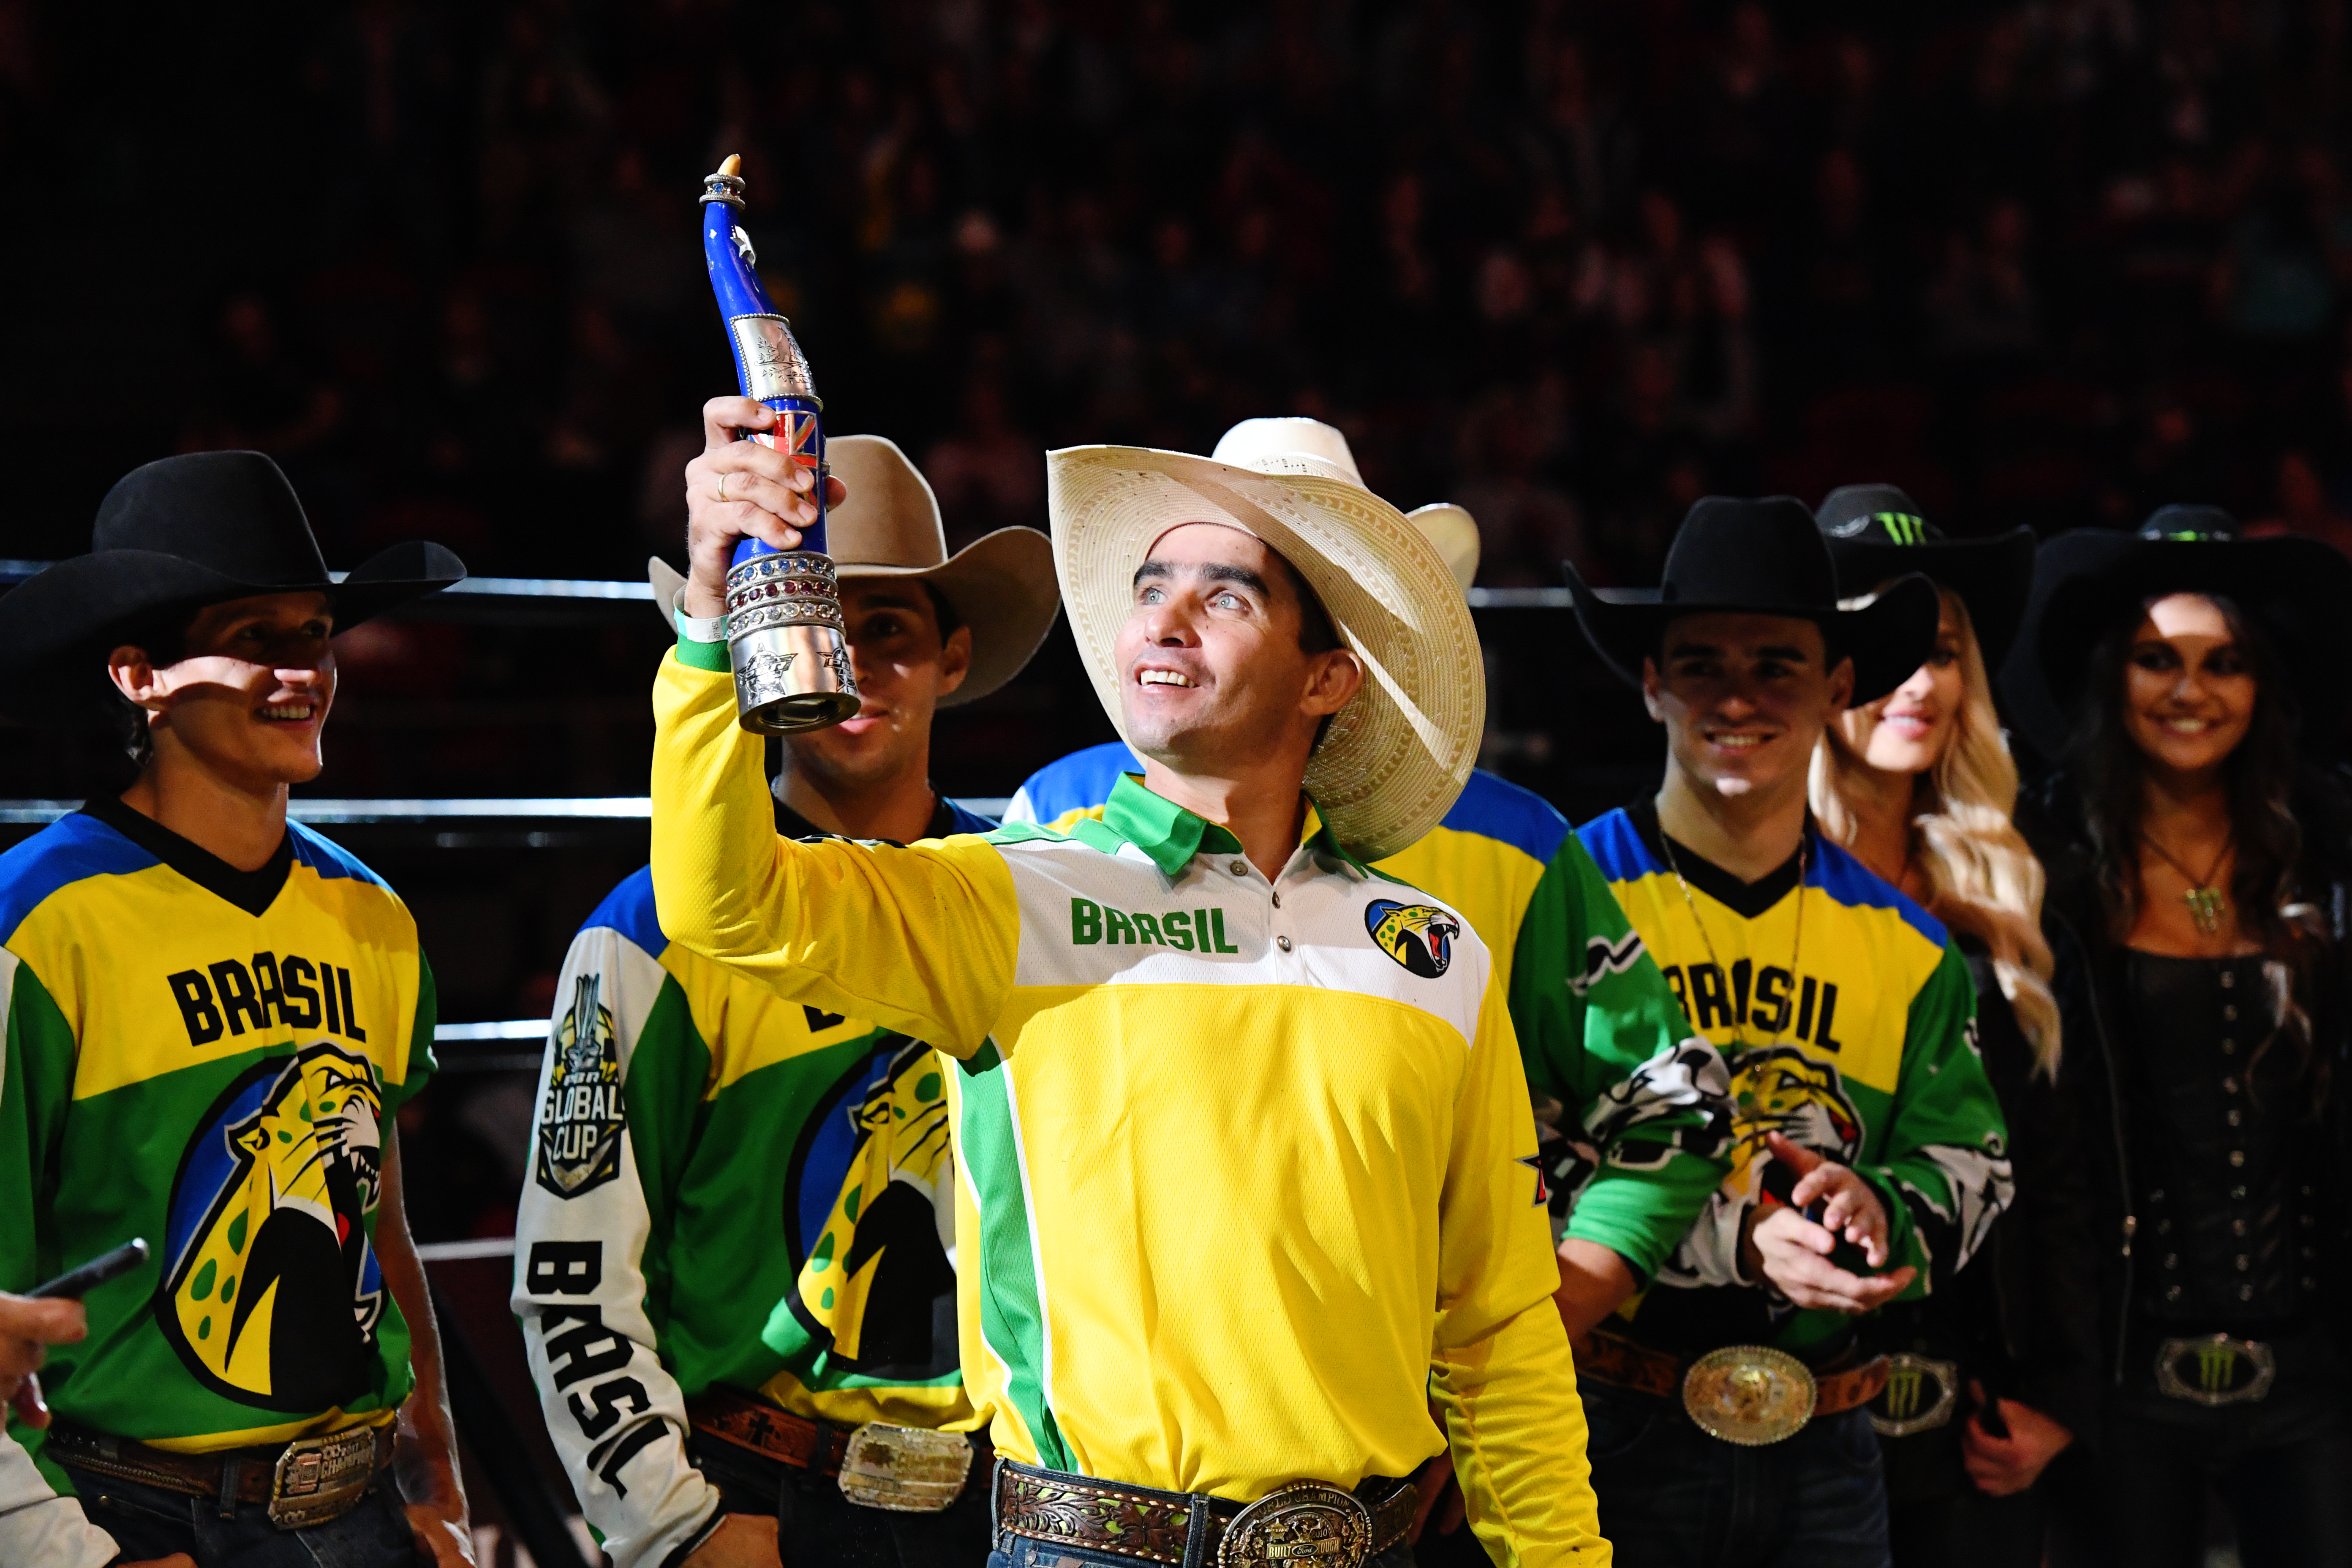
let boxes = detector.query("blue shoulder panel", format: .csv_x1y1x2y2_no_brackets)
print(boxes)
0,814,157,945
289,822,393,890
1808,834,1949,947
1438,769,1570,864
1576,807,1664,885
1011,741,1143,823
941,798,1001,836
580,865,668,956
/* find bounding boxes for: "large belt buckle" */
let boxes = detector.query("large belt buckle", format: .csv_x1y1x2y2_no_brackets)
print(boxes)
2154,1334,2277,1407
268,1426,377,1530
1217,1482,1375,1568
1682,1345,1816,1446
836,1422,974,1513
1869,1353,1960,1437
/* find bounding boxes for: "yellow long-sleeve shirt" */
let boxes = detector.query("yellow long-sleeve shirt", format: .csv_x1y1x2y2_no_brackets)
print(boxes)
650,649,1606,1566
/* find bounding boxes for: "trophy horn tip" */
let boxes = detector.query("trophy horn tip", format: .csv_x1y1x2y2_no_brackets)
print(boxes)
718,153,742,178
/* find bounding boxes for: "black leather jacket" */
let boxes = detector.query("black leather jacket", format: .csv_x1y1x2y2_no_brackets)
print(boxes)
2021,772,2352,1392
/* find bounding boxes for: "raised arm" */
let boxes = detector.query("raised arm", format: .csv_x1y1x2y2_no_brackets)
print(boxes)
648,648,1016,1058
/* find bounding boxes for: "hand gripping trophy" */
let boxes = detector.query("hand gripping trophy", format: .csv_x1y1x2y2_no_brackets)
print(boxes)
700,155,860,732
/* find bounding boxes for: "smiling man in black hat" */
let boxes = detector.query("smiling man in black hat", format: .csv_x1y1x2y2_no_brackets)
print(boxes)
0,450,476,1567
1559,496,2012,1568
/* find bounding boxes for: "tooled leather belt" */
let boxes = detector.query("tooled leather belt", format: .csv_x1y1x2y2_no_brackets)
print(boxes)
1578,1328,1890,1445
45,1418,395,1530
994,1458,1416,1568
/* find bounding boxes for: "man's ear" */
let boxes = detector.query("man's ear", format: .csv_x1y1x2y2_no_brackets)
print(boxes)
1826,654,1857,713
107,645,168,712
1304,647,1364,718
1640,656,1666,722
936,623,975,700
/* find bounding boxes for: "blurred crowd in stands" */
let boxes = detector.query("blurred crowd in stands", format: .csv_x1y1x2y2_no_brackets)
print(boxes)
11,0,2352,588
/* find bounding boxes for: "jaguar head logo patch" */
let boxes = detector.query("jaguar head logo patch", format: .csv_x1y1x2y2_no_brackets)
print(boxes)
1366,898,1461,978
158,1043,386,1411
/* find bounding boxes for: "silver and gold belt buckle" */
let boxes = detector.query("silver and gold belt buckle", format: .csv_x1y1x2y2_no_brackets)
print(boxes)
835,1422,974,1513
1682,1345,1816,1446
1869,1353,1960,1437
268,1426,377,1530
1218,1482,1375,1568
2155,1334,2277,1407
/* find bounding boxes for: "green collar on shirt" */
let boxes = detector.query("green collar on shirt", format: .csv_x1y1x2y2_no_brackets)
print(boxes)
1098,770,1361,879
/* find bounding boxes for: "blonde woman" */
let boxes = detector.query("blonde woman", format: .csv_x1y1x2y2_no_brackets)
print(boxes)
1810,486,2096,1568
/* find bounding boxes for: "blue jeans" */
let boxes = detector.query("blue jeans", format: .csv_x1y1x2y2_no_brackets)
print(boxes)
58,1460,422,1568
1582,1382,1892,1568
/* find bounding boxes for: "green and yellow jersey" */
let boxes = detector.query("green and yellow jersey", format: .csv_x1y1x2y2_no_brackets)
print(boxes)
1009,743,1730,1279
1577,800,2011,1356
653,647,1605,1567
0,797,435,1495
512,795,994,1568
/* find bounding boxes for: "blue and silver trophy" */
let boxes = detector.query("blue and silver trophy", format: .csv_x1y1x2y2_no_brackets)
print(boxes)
700,154,859,733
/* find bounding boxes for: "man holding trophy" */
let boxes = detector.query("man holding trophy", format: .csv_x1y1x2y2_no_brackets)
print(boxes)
649,407,1609,1566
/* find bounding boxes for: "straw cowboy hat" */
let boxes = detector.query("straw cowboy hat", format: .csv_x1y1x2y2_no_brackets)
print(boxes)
1567,494,1939,705
653,433,1059,705
1046,416,1484,862
1815,483,2038,670
0,450,465,723
2000,504,2352,759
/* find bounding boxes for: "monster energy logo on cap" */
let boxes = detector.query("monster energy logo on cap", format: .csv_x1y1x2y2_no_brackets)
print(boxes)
2154,1333,2276,1406
1873,512,1932,545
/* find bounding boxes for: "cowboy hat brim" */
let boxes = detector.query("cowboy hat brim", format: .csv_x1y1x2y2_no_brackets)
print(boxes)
0,539,466,724
1999,528,2352,759
647,526,1059,709
1824,525,2038,671
1047,444,1482,862
1566,563,1941,706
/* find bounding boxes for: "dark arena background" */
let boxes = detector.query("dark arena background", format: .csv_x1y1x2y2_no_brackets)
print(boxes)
3,2,2348,1563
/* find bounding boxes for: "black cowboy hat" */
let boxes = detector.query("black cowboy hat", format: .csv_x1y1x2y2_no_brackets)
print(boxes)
1816,484,2038,669
0,450,465,724
1566,494,1938,705
1998,505,2352,760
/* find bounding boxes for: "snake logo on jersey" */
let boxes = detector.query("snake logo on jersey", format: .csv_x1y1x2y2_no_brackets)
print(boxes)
536,974,625,1199
1366,899,1462,978
158,1042,388,1410
782,1038,955,1373
1723,1045,1863,1195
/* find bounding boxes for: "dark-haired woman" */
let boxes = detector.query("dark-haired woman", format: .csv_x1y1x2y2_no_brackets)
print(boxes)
2005,507,2352,1568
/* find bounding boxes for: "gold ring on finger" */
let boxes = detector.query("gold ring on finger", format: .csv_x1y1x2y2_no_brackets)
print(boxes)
716,472,730,504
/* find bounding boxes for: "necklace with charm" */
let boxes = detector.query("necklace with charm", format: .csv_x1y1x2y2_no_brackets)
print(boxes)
1657,829,1807,1054
2142,832,2232,936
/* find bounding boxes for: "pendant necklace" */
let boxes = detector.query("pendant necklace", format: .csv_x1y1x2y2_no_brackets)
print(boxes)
2142,832,2232,936
1657,828,1807,1053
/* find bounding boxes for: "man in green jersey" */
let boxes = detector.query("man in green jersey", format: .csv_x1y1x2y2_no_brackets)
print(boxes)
0,452,473,1566
512,436,1059,1568
1558,497,2013,1567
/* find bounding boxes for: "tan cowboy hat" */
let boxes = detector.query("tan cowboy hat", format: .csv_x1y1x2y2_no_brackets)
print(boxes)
651,434,1059,705
1047,416,1485,861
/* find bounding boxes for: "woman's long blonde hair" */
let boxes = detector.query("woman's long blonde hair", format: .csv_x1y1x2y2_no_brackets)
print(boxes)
1810,588,2063,1077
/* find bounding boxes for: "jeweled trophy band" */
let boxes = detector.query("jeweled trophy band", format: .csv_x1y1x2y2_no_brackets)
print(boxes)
700,154,858,733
